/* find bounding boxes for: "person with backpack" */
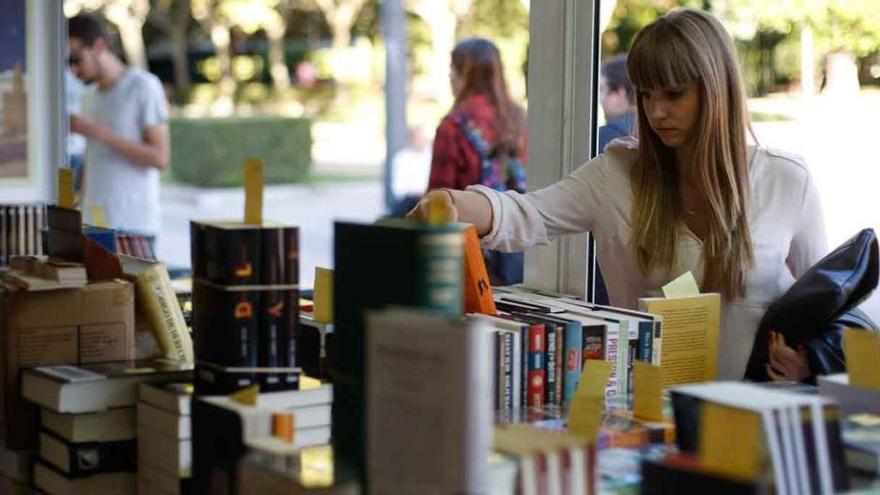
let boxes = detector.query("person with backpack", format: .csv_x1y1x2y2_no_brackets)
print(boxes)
428,37,528,285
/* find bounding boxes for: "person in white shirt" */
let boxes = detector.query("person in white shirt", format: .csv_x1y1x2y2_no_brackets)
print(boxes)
390,125,432,216
409,8,828,382
67,14,169,249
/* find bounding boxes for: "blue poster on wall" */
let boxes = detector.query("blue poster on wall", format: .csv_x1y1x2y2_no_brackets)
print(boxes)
0,0,28,180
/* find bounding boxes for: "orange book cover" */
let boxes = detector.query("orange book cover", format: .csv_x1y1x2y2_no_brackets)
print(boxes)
463,224,496,315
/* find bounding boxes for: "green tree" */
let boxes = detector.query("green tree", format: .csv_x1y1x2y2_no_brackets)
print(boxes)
717,0,880,92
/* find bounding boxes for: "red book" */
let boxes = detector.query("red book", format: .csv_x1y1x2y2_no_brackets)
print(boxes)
527,323,545,408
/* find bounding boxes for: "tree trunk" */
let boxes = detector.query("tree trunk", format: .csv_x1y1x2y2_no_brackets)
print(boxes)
800,24,815,96
410,0,456,104
211,22,236,114
267,23,291,91
824,50,860,96
115,18,148,70
170,0,192,98
104,0,150,71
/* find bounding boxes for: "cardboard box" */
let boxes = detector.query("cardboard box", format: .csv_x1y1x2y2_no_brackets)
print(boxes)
0,279,135,448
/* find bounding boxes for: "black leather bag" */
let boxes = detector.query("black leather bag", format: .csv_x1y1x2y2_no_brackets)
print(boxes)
744,228,879,382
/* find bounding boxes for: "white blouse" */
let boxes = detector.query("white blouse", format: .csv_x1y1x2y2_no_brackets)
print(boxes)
469,137,828,379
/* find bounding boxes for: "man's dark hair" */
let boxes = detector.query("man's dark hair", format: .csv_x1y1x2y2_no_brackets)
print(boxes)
602,54,634,104
68,13,109,47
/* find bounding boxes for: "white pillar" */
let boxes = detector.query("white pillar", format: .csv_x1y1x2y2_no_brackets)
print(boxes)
525,0,599,299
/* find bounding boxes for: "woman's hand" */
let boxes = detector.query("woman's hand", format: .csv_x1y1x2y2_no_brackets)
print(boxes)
766,330,810,382
406,189,458,224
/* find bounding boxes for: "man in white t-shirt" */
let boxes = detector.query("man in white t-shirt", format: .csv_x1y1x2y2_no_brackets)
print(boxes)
67,14,169,248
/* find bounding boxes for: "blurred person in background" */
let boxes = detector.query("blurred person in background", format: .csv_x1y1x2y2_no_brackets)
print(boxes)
428,37,528,285
598,54,637,152
67,13,169,253
390,125,432,217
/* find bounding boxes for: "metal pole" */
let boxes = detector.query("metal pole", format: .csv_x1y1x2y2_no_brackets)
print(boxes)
381,0,408,213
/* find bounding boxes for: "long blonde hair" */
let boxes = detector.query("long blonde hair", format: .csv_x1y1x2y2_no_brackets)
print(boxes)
627,8,754,299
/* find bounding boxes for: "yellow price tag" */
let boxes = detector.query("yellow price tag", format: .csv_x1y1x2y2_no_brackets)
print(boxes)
427,191,454,225
699,402,762,480
89,204,108,228
633,361,664,421
844,328,880,391
244,158,264,225
58,168,75,209
313,267,334,324
230,384,260,406
567,359,612,440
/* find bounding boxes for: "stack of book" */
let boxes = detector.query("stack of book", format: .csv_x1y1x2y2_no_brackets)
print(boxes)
668,381,849,494
190,221,300,394
493,424,597,494
0,271,135,450
191,379,332,492
1,256,87,291
137,381,194,495
21,359,191,494
469,288,662,419
0,203,47,266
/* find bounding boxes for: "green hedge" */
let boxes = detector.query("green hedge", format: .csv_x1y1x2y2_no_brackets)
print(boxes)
169,116,312,187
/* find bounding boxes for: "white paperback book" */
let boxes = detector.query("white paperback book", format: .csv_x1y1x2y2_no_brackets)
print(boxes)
366,308,492,495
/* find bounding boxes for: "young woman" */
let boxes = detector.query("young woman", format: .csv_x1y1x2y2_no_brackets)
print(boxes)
428,37,528,285
410,9,828,381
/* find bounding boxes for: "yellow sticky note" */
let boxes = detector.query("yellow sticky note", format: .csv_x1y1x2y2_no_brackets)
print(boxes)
244,158,264,225
699,402,762,480
89,204,108,228
567,398,604,441
313,267,334,324
230,384,260,406
844,328,880,391
58,168,75,208
633,361,664,421
428,192,453,225
662,271,700,298
567,359,612,441
576,359,613,399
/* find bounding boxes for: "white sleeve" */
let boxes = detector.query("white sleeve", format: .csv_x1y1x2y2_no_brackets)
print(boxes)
467,153,610,252
139,75,168,129
786,170,828,278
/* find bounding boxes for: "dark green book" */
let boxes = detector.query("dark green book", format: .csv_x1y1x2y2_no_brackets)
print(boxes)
331,219,465,486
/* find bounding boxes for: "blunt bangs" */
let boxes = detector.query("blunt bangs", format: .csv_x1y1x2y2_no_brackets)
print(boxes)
627,19,701,91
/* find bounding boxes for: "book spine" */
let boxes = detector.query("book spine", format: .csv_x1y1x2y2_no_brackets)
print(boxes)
604,325,619,403
527,324,545,408
554,325,563,407
582,324,605,362
259,289,298,371
492,331,500,413
261,226,299,285
191,222,262,285
562,322,583,404
638,321,653,363
512,328,522,413
545,325,557,406
652,321,663,366
627,336,638,395
1,205,7,265
502,331,513,414
138,264,194,363
42,431,137,476
415,230,464,315
520,324,528,409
